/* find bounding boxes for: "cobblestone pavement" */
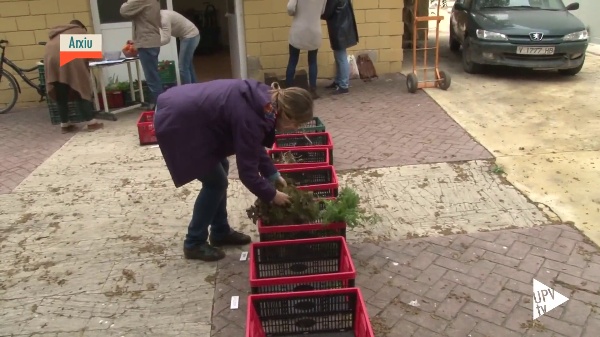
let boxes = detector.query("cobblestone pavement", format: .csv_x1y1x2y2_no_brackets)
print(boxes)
0,106,73,194
314,76,493,170
212,225,600,337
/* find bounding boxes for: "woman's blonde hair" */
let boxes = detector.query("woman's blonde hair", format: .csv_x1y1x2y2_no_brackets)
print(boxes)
270,83,314,125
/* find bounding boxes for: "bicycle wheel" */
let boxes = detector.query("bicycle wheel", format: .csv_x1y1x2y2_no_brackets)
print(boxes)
0,69,18,114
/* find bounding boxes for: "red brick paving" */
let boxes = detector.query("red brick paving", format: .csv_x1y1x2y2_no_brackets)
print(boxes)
211,225,600,337
313,76,493,171
0,106,73,194
227,75,492,178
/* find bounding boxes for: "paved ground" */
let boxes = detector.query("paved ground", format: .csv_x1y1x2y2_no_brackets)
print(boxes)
0,79,549,336
1,28,599,335
212,225,600,337
312,78,493,170
0,106,73,194
406,19,600,246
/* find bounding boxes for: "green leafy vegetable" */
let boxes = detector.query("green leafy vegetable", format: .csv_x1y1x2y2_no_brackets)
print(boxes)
321,187,362,228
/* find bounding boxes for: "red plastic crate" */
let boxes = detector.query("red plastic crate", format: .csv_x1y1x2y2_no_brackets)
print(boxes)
246,287,374,337
137,111,157,146
272,132,334,165
258,221,346,242
279,165,339,198
268,148,329,170
249,236,356,294
98,91,125,110
258,198,346,241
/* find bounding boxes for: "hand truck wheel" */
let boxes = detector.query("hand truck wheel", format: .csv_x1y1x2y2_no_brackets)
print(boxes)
406,73,419,93
438,70,451,90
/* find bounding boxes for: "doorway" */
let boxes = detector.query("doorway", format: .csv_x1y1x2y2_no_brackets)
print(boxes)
172,0,245,81
90,0,181,84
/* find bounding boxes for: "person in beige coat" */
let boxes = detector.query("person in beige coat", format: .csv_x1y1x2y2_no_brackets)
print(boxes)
160,10,200,84
120,0,162,107
43,20,103,133
286,0,327,99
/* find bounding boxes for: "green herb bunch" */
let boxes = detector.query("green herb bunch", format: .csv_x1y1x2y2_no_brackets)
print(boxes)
321,187,362,228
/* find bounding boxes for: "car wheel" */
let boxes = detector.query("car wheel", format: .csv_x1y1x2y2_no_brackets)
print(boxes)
438,70,451,90
449,26,460,52
462,38,483,74
558,58,584,76
406,73,419,93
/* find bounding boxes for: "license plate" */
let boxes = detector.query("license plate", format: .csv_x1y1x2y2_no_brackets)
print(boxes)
516,46,555,55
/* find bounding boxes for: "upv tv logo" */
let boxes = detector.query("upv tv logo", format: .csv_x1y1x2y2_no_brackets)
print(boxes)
59,34,103,66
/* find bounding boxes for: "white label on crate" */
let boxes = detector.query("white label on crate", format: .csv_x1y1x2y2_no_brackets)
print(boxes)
240,252,248,261
230,296,239,310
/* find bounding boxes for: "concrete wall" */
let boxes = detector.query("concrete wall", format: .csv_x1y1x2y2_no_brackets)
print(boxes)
570,0,600,44
243,0,404,81
0,0,93,106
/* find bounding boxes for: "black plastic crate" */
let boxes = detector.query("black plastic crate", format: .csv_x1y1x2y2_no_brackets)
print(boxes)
275,134,330,148
280,166,338,198
259,227,346,242
250,237,356,294
274,133,333,165
276,117,326,135
270,149,329,169
280,167,334,186
247,288,375,337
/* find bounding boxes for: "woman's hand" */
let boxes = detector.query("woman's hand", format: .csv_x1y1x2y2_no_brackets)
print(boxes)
272,191,291,206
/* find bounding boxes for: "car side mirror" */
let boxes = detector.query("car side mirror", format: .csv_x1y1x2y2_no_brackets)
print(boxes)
566,2,579,10
454,3,467,11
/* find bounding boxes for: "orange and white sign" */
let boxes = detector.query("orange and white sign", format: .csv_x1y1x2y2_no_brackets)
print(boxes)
59,34,102,66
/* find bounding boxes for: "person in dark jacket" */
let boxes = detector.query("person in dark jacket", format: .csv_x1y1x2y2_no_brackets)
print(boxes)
154,80,314,261
322,0,359,94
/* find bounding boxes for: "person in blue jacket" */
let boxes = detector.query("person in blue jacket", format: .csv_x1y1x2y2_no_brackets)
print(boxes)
154,80,314,261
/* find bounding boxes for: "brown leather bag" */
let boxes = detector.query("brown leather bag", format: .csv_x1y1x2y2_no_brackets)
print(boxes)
356,54,378,82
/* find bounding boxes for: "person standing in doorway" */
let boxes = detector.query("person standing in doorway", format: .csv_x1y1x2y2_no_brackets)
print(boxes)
120,0,163,108
160,10,201,84
322,0,359,95
286,0,328,99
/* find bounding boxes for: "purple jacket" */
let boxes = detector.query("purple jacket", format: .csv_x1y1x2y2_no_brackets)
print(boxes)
154,79,278,202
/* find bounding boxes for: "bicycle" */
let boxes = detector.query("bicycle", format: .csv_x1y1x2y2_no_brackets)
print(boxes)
0,39,47,114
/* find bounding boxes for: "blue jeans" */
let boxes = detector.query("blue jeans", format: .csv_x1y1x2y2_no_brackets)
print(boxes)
138,47,163,104
184,158,232,249
179,34,200,84
333,49,349,89
286,44,318,88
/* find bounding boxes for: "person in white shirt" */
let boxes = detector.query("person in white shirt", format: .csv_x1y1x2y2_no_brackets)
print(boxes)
160,10,201,84
286,0,328,99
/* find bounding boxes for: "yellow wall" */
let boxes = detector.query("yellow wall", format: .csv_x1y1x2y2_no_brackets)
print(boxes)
0,0,93,106
243,0,404,82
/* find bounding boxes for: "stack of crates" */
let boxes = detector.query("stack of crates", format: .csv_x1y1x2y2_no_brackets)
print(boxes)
158,60,177,91
245,116,376,336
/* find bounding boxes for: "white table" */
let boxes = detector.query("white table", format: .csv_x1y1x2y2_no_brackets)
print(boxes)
89,58,146,121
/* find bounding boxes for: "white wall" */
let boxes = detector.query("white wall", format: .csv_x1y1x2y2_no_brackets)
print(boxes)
90,0,181,89
570,0,600,44
97,25,179,87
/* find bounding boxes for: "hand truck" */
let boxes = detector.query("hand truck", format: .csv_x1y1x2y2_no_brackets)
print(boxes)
406,0,451,93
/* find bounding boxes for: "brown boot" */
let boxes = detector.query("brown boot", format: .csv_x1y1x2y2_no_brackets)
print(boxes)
86,122,104,132
309,87,320,100
61,125,76,134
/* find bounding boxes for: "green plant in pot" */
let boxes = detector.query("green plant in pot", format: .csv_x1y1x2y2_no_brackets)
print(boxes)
101,75,125,109
117,81,135,104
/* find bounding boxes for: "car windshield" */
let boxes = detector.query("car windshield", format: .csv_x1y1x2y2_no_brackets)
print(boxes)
475,0,566,10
